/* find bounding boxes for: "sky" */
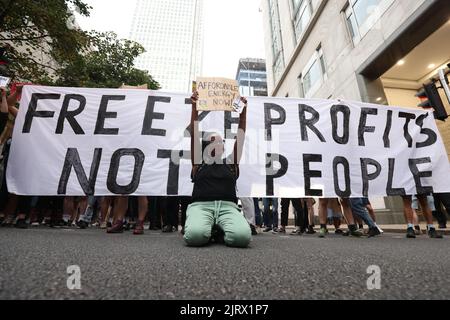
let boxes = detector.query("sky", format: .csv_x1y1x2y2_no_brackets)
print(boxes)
76,0,266,79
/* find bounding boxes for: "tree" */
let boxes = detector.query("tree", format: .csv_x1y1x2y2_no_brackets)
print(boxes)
57,31,160,89
0,0,91,83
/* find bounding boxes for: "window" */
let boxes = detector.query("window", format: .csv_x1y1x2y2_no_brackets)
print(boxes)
345,0,394,43
292,0,313,41
300,46,326,98
268,0,285,84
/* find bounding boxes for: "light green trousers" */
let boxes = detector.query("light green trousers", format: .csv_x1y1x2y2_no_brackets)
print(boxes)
184,201,252,248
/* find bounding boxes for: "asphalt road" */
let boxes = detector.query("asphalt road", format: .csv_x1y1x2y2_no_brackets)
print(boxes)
1,227,449,300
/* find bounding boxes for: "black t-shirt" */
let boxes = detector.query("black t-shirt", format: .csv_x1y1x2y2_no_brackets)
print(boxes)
0,112,8,134
192,163,238,203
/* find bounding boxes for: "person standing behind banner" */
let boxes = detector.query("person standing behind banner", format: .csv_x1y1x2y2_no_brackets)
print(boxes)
107,196,148,235
317,198,363,238
0,86,9,130
432,193,450,229
276,198,304,234
403,194,442,238
349,198,381,237
106,84,151,235
240,197,258,235
262,198,278,232
0,85,32,228
183,91,251,248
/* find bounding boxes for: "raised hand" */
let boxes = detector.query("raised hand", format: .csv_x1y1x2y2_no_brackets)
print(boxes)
191,90,199,104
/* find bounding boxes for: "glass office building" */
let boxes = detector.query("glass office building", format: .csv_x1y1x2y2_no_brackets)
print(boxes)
235,58,268,97
129,0,204,92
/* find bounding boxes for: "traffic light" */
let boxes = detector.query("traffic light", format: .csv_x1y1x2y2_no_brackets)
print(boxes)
415,82,448,121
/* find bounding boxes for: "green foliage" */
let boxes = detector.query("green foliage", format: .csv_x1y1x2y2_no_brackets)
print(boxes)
0,0,91,82
0,0,159,89
57,32,160,89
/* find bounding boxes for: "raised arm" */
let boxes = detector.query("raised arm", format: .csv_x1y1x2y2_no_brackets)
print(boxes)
190,90,201,168
7,84,22,117
0,87,8,113
233,97,248,165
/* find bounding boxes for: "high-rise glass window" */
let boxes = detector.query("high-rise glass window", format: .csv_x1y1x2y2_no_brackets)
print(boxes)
345,0,394,44
268,0,284,84
300,45,326,97
292,0,312,41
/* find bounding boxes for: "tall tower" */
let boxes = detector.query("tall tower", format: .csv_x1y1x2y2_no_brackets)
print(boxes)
129,0,204,92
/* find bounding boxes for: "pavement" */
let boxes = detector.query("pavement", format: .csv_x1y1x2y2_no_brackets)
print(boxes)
1,226,450,300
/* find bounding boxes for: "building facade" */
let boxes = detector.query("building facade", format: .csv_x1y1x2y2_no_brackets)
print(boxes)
261,0,450,222
129,0,204,92
235,58,268,97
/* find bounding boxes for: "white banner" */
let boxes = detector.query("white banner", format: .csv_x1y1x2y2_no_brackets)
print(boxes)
6,86,450,197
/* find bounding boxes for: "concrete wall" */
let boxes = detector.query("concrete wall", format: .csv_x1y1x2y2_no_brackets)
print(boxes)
262,0,428,101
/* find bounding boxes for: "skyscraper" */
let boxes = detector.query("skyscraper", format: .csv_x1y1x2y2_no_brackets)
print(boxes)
235,58,268,97
129,0,204,92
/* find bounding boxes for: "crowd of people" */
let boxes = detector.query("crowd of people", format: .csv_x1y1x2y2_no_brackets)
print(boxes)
0,85,449,246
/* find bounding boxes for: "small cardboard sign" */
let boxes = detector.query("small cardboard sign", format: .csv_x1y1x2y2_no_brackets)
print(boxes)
196,77,240,111
0,76,11,87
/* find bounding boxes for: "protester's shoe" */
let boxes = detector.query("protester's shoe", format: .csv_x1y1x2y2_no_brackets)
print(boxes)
428,228,443,239
274,226,285,234
107,221,124,234
133,221,145,235
31,221,40,227
368,227,381,238
438,224,447,229
263,227,272,232
414,225,422,235
343,228,363,237
306,226,316,234
318,227,328,238
406,227,416,239
150,225,161,231
76,220,89,229
376,225,384,234
335,228,344,235
100,221,107,229
1,215,14,227
290,227,300,235
162,225,174,233
250,224,258,236
50,220,66,228
123,222,131,231
14,219,29,229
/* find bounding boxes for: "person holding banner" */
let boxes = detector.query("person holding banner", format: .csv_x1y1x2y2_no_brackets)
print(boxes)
403,195,442,239
0,86,9,145
317,198,363,238
183,91,251,248
1,86,8,114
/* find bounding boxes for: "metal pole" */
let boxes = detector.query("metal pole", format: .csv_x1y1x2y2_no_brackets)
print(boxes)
438,69,450,105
